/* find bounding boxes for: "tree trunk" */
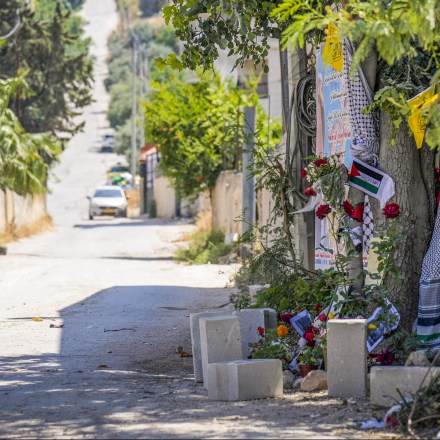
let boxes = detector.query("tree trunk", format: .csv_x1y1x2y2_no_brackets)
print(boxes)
371,113,436,331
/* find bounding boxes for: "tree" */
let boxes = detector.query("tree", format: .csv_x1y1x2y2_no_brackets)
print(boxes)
273,0,440,330
105,19,181,159
143,72,250,200
0,76,60,233
0,1,93,141
162,0,440,330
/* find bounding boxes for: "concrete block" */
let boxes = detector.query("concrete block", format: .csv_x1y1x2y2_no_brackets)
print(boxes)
207,359,283,401
232,308,277,355
199,316,244,387
370,366,440,407
327,319,367,398
190,311,233,382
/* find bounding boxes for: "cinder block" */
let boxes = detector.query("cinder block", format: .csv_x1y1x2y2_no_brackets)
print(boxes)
199,316,244,387
232,308,277,355
370,366,440,407
327,319,367,398
190,311,233,382
207,359,283,401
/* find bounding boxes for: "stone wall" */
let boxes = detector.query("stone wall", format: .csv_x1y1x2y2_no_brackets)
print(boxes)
211,170,243,236
0,189,47,235
153,176,176,218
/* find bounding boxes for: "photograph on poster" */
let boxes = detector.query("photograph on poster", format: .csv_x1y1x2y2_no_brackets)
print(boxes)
290,309,313,336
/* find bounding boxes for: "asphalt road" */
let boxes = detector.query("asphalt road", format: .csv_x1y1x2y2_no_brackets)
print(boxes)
0,2,391,438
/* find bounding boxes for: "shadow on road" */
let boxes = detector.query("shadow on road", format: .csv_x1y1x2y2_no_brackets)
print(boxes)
0,285,356,438
73,218,189,229
101,256,175,262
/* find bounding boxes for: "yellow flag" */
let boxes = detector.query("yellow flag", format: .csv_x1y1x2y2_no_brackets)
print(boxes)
407,86,439,149
322,22,343,72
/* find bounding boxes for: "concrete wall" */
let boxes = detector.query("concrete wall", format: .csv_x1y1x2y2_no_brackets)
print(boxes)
153,176,176,218
0,189,47,234
211,171,243,235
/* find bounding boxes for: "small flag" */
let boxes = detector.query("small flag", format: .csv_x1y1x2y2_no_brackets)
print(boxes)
348,159,395,208
322,22,343,72
407,86,439,149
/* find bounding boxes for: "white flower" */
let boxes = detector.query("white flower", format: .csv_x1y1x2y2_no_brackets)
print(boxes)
298,337,307,347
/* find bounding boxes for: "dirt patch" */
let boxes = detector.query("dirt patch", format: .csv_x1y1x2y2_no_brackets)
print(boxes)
0,214,53,243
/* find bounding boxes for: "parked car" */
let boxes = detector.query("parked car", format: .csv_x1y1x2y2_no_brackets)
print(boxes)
106,163,132,185
87,185,128,220
101,132,115,152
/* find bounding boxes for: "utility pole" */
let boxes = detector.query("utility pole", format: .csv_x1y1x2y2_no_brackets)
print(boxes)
130,37,138,184
242,106,256,249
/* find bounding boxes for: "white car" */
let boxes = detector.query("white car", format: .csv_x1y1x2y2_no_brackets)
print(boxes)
88,186,128,220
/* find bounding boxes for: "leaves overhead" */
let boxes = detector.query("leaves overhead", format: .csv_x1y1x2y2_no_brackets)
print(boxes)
160,0,284,71
0,1,93,140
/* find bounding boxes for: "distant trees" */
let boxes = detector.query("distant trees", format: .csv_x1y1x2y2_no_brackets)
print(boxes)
0,1,93,142
105,19,179,158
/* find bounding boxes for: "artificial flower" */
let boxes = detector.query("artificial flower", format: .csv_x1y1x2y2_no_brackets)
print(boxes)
306,339,316,348
376,349,394,366
342,200,354,216
301,168,307,178
309,325,320,334
280,313,293,324
385,415,399,428
314,158,328,168
315,204,332,219
304,186,317,197
318,313,327,322
383,203,400,219
328,312,334,319
368,323,377,330
257,326,265,337
304,331,315,341
351,203,364,222
314,304,322,312
276,325,288,337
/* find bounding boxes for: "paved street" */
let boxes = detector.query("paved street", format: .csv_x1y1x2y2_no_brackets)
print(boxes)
0,1,391,438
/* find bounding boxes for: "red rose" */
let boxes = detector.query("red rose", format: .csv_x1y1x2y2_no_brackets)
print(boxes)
342,200,354,216
257,326,265,337
301,168,307,178
280,313,293,324
351,203,364,222
304,186,316,197
383,203,400,219
311,326,320,334
315,204,331,219
314,304,322,312
304,331,315,341
376,349,394,365
306,339,316,348
314,158,328,168
318,313,327,322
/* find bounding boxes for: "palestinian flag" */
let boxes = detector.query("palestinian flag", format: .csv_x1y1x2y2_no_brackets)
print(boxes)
348,159,395,209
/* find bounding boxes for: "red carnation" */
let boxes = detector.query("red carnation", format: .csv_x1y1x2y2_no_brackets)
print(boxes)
351,203,364,222
342,200,354,216
301,168,307,178
257,326,265,337
280,313,293,324
376,349,394,366
304,186,316,197
383,203,400,219
315,204,331,219
314,158,328,168
304,331,315,341
318,313,327,322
